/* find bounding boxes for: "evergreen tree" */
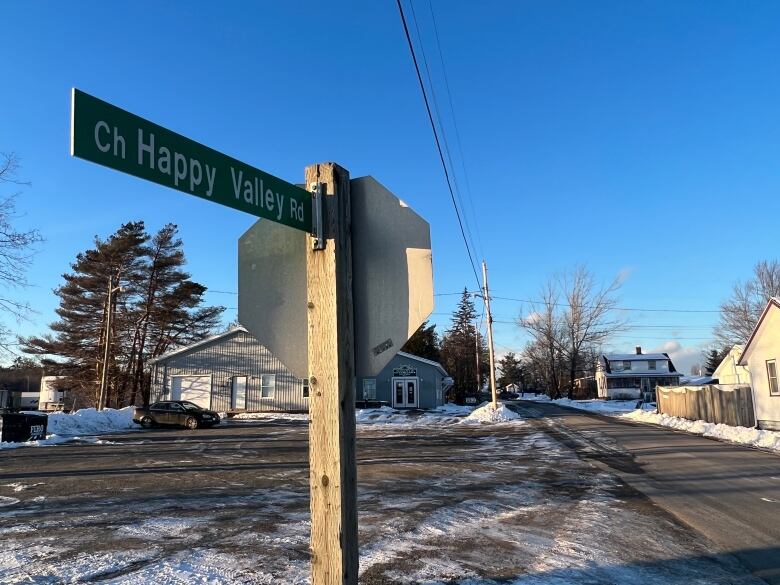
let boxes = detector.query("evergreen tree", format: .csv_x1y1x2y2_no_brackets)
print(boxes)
439,288,486,404
401,320,440,362
703,347,729,376
22,222,223,408
498,352,523,388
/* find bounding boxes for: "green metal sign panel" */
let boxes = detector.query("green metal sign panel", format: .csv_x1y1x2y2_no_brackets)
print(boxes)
70,88,312,232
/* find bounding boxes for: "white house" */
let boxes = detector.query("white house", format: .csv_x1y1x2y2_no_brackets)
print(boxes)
596,347,682,400
712,345,751,386
738,298,780,431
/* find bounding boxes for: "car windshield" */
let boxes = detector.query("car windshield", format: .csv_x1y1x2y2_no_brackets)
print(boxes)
180,401,202,411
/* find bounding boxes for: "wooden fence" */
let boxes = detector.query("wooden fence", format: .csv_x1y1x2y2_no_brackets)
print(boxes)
656,385,755,427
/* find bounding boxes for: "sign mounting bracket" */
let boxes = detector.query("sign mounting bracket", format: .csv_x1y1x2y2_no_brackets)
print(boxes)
311,182,325,250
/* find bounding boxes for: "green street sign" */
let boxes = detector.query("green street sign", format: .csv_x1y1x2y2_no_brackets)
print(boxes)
70,88,312,232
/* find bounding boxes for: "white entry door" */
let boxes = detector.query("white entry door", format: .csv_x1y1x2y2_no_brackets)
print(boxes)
392,377,419,408
232,376,248,410
170,375,212,409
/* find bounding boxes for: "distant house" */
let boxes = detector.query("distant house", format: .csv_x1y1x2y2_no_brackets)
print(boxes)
713,345,751,386
738,298,780,431
596,346,682,400
149,327,452,412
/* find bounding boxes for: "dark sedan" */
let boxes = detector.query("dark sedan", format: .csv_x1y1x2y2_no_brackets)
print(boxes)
133,400,221,430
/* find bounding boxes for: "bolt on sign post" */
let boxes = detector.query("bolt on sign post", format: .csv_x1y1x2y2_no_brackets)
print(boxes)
70,89,360,584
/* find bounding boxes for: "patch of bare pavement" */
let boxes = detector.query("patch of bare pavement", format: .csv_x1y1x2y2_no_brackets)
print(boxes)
0,410,764,584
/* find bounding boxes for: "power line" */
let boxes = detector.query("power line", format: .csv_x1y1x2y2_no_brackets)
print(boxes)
396,0,481,290
429,291,720,313
426,0,484,262
491,295,720,313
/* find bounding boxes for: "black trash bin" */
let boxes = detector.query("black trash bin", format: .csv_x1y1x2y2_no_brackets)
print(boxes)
0,413,48,442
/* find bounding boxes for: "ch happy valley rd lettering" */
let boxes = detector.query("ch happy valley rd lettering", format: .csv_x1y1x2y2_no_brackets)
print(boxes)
71,89,312,232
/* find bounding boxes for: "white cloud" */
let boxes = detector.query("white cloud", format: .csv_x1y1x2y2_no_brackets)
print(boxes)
650,341,703,375
522,311,541,325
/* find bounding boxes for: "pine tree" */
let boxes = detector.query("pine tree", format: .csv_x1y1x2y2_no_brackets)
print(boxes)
401,320,440,362
22,222,223,408
498,352,523,389
439,288,486,404
703,347,729,376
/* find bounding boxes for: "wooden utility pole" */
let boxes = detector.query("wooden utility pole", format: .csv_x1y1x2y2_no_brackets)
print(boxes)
304,162,358,585
98,275,116,411
482,261,498,409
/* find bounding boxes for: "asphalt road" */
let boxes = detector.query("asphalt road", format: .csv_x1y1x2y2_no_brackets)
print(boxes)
514,400,780,585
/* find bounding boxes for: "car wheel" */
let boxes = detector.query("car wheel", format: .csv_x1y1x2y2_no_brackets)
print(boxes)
140,416,154,429
185,416,199,430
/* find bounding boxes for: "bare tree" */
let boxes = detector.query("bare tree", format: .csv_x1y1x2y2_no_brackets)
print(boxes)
519,266,627,399
560,265,627,399
519,280,566,398
0,152,42,352
716,260,780,346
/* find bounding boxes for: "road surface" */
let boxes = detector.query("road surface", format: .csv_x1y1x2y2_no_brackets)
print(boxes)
514,400,780,584
0,408,768,583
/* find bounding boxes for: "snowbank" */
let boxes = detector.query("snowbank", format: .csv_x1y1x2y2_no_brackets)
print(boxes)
47,407,136,436
550,398,644,415
356,404,477,427
462,402,521,423
231,412,309,422
1,407,137,448
520,394,644,414
622,410,780,453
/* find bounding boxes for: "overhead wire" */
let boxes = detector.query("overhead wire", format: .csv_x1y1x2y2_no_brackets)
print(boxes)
426,0,484,261
396,0,481,291
408,0,482,263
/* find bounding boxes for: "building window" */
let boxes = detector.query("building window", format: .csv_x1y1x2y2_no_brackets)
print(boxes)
302,379,309,399
767,360,779,396
623,361,632,371
648,360,656,371
363,379,376,400
261,374,276,399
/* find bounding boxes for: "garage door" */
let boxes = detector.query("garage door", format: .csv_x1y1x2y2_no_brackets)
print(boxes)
170,375,212,409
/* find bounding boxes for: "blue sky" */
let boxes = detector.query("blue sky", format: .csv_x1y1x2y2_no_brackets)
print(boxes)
3,1,780,374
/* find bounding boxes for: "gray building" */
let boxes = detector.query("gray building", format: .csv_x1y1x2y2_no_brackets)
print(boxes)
149,328,452,412
149,327,308,413
358,352,453,409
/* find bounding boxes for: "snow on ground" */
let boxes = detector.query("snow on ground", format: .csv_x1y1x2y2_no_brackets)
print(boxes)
46,407,136,436
231,411,309,422
462,401,522,423
623,409,780,453
355,404,474,427
1,407,136,449
520,394,649,415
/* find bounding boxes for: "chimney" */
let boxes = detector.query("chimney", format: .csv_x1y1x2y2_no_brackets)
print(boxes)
635,346,642,355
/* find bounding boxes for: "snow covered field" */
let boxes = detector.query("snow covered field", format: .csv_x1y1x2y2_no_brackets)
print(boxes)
0,409,760,584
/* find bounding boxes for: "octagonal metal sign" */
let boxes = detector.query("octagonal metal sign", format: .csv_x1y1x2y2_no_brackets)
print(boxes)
238,176,433,379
